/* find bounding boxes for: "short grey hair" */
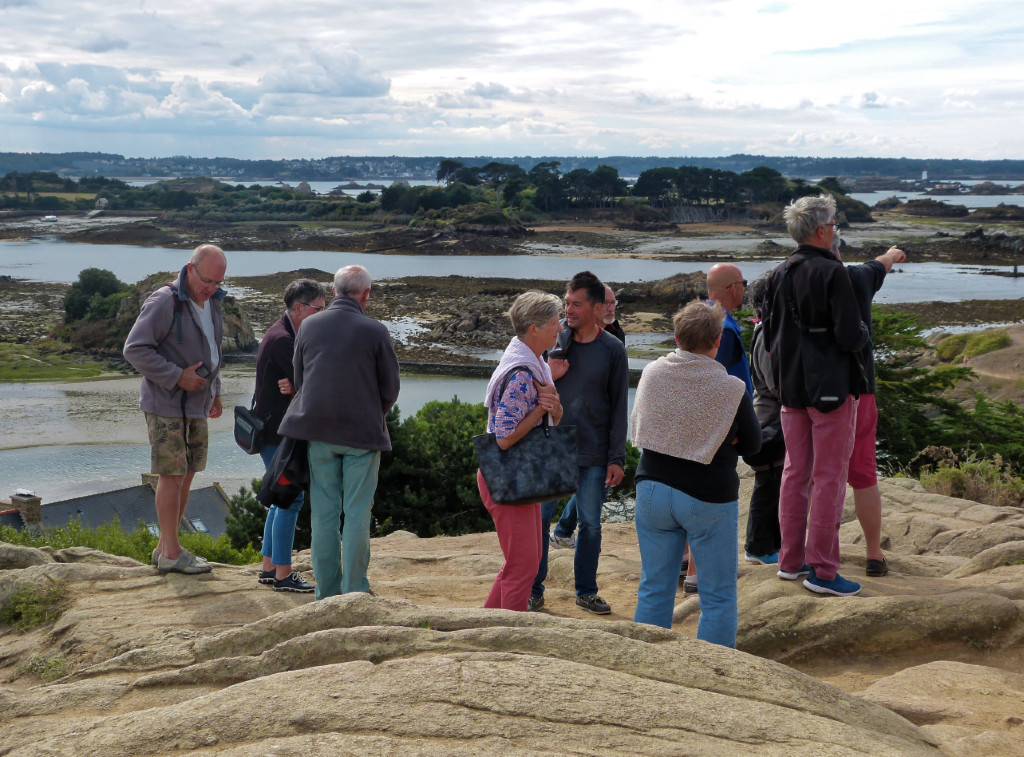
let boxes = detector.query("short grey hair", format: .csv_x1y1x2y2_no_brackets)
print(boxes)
508,290,562,338
674,300,726,353
191,244,225,265
783,194,836,244
334,265,371,296
284,279,326,310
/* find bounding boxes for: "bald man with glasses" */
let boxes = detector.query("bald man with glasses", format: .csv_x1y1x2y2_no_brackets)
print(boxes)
707,263,753,397
124,244,227,575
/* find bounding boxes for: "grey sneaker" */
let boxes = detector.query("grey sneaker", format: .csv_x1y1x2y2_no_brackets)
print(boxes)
576,594,611,614
549,532,575,549
157,548,212,574
527,594,545,612
273,571,315,593
151,548,159,567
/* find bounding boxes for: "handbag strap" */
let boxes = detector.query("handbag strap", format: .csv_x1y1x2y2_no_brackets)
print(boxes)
493,364,550,430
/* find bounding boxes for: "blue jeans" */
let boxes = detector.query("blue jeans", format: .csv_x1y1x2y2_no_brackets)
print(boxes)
553,484,610,539
552,496,577,539
259,444,305,567
533,465,605,598
633,479,738,647
307,441,381,599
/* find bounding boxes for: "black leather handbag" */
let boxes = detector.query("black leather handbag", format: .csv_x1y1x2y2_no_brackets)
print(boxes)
472,365,579,505
233,402,268,455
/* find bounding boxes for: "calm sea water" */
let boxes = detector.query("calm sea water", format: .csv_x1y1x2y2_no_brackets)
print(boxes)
2,239,1023,304
849,189,1024,210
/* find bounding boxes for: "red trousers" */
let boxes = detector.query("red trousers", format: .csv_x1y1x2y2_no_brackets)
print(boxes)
778,396,858,582
477,469,543,611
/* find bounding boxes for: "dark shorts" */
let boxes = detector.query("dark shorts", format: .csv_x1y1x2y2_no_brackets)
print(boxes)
145,412,209,476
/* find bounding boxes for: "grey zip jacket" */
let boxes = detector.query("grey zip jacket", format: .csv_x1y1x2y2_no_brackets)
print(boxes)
123,265,225,418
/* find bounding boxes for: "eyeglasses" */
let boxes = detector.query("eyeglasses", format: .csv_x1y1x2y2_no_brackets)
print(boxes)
724,280,747,290
192,266,224,287
605,299,617,306
302,302,325,312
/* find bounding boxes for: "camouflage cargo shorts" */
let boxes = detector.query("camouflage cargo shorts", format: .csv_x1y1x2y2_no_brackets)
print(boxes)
144,413,209,475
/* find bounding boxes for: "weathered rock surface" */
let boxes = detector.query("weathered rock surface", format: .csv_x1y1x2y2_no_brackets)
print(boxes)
1,475,1023,755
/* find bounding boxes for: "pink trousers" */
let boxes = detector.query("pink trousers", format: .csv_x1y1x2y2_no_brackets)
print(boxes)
477,469,543,611
778,396,858,582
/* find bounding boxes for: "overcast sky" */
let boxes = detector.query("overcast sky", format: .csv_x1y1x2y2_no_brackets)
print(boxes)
1,0,1021,161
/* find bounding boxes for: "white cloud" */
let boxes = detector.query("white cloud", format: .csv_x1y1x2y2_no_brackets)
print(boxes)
854,91,907,109
258,49,389,98
0,0,1021,159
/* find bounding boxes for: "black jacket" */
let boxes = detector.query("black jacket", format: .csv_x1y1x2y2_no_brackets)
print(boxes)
253,312,296,445
761,245,869,409
258,436,309,509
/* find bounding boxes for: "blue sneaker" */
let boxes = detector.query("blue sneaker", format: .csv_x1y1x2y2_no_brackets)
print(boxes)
745,552,779,565
777,563,811,580
803,568,861,597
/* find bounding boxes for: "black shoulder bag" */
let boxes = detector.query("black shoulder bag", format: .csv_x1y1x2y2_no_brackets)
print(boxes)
234,398,269,455
472,365,579,505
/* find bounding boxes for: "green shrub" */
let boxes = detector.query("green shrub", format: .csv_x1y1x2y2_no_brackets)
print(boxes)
1,577,67,631
918,448,1024,507
19,654,71,682
935,329,1010,362
63,268,128,323
377,398,492,537
965,329,1011,358
935,333,969,362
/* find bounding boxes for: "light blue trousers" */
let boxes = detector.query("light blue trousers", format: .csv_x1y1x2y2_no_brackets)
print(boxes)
633,479,738,647
307,441,381,599
259,443,304,567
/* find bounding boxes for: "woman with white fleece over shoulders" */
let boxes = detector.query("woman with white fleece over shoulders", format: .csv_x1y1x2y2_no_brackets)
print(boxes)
478,290,564,611
630,300,760,646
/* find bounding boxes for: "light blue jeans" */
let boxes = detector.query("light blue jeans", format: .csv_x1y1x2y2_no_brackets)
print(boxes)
633,479,739,647
307,441,381,599
259,444,305,567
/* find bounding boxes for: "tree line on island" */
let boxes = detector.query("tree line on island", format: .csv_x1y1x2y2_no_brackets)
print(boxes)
3,151,1024,182
0,162,872,225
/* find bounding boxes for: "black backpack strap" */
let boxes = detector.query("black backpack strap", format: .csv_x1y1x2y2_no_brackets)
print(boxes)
165,284,184,345
165,283,190,450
